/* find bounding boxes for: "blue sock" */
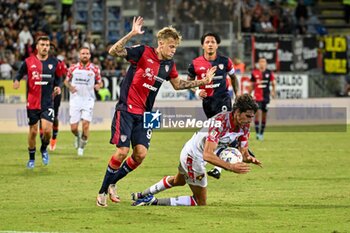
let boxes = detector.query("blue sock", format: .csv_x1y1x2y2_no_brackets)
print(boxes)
99,165,118,194
254,120,260,135
260,121,266,135
28,147,36,160
40,138,49,153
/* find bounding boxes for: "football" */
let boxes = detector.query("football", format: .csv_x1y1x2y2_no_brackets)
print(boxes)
219,147,243,164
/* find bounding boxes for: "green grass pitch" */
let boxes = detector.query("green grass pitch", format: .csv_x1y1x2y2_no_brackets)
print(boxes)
0,128,349,233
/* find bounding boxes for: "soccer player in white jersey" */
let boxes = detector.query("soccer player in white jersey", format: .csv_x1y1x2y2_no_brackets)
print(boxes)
64,47,102,156
131,94,261,206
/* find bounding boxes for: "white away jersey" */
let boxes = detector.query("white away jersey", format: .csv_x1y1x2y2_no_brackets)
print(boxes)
66,62,101,100
183,111,250,163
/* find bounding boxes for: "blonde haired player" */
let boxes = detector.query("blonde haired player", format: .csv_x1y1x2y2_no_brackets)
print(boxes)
64,46,102,156
96,16,217,207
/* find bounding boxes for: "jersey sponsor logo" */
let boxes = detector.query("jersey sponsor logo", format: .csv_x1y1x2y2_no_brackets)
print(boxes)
212,75,224,80
165,65,169,72
143,83,158,92
143,110,161,129
41,74,52,78
34,81,49,85
205,83,220,89
218,64,224,70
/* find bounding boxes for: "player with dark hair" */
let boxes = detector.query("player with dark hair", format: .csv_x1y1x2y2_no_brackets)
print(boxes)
96,16,216,207
250,57,276,140
188,32,255,180
131,94,261,206
13,36,62,169
188,32,238,118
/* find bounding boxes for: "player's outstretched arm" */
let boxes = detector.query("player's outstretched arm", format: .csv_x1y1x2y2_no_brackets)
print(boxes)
241,147,262,167
170,66,216,90
109,16,144,57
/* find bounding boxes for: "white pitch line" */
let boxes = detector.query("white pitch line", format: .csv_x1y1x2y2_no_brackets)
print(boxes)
0,231,75,233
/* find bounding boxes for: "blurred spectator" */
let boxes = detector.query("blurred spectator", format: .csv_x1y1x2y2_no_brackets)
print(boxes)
295,0,308,33
61,0,74,23
62,16,76,33
242,0,254,32
344,0,350,24
98,80,111,101
233,58,246,74
255,13,276,33
18,25,33,53
0,58,13,79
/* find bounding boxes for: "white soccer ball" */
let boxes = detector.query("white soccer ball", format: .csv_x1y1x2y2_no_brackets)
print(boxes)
219,147,243,164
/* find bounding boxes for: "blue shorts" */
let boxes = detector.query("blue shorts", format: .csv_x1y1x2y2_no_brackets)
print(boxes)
27,108,55,126
202,94,232,118
110,110,152,149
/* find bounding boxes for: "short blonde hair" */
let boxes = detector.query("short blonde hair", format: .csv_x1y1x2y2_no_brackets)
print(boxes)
157,26,182,45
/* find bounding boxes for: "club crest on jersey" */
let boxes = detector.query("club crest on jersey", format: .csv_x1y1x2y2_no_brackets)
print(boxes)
165,65,169,72
218,64,224,70
48,64,53,70
265,73,270,78
120,135,127,142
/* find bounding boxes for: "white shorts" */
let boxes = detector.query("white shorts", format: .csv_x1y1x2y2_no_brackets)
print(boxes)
69,98,95,124
178,148,208,188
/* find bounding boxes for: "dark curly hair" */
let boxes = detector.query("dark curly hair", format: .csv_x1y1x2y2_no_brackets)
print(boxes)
200,32,221,45
232,94,258,113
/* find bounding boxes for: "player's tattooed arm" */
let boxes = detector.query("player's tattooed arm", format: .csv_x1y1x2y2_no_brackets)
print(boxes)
109,16,144,57
171,66,217,90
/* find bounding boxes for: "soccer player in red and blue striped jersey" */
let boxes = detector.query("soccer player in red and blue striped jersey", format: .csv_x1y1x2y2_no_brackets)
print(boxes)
96,16,216,207
13,36,62,169
250,57,276,140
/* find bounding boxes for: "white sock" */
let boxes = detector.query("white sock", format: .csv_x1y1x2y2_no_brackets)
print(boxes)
170,196,197,206
144,176,172,196
80,139,88,149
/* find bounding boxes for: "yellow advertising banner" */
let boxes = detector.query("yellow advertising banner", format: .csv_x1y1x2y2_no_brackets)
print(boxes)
0,80,26,103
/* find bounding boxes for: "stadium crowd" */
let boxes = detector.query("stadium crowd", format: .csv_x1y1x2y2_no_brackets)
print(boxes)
0,0,324,81
0,0,123,80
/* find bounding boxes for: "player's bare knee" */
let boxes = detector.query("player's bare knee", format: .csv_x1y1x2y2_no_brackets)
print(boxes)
132,152,146,163
172,176,186,186
115,147,129,161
